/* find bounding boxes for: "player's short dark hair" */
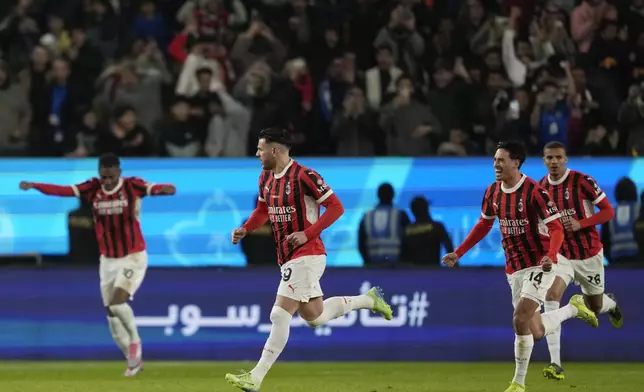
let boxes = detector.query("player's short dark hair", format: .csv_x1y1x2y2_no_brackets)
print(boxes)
377,183,395,204
497,141,527,168
259,127,292,148
99,153,120,168
543,141,567,153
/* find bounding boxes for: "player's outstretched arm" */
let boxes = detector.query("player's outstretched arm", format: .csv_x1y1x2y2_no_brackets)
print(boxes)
241,200,269,234
19,181,77,197
578,198,614,229
148,184,176,196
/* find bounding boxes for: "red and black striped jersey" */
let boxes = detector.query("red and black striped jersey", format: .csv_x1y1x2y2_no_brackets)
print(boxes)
257,160,333,265
73,177,154,258
481,175,562,274
539,169,605,260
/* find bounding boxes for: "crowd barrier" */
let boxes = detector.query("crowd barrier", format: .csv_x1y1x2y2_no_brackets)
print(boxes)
0,157,640,267
0,268,641,361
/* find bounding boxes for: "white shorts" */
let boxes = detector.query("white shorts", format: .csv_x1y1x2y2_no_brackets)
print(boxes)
277,255,326,303
507,264,558,309
556,250,605,296
99,251,148,307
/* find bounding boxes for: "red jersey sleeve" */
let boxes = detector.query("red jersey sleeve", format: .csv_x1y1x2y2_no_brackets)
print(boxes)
481,185,496,220
532,186,562,224
71,178,101,200
299,168,333,204
579,174,606,205
128,177,173,197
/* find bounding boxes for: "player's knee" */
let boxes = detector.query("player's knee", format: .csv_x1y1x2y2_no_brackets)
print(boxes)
545,289,563,302
270,306,292,326
512,312,531,331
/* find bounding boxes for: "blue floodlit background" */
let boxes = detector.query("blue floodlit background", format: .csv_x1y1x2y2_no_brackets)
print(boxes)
0,158,639,267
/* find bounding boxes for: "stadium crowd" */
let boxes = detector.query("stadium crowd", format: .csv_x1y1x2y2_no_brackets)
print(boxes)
1,0,644,158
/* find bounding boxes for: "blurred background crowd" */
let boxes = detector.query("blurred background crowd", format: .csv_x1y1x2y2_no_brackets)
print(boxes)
2,0,644,158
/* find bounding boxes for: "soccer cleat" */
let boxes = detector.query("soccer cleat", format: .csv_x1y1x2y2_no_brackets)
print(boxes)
503,381,525,392
606,293,623,329
225,372,260,392
569,294,599,328
125,342,143,376
542,362,565,380
124,361,144,377
366,286,393,320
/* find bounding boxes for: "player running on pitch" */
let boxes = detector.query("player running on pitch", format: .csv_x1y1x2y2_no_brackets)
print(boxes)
539,141,622,381
225,127,393,392
19,153,176,376
442,141,599,392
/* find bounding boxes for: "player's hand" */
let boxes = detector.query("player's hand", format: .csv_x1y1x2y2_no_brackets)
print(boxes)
231,228,247,244
563,218,581,232
540,256,553,272
161,185,176,195
19,181,34,190
287,231,308,246
442,252,460,267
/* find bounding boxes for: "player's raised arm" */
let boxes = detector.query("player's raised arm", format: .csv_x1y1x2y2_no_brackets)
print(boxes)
19,179,98,198
532,186,564,268
572,175,614,231
445,186,497,266
128,177,176,197
298,169,344,242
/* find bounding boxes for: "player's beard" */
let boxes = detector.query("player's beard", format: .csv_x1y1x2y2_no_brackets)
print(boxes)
262,156,276,171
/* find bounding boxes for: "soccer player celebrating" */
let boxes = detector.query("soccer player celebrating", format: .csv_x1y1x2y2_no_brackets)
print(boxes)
539,141,622,381
442,141,598,392
19,153,176,376
225,127,393,392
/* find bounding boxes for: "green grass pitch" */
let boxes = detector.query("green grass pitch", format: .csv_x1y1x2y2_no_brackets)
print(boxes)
1,361,643,392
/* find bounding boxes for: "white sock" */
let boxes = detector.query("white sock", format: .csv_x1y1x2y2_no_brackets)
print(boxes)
109,303,141,343
599,294,617,314
251,306,292,384
513,334,534,387
306,295,374,327
107,316,130,358
544,301,562,366
541,303,578,335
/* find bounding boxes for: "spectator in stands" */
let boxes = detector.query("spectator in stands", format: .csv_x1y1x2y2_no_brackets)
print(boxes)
39,14,71,57
69,24,105,103
365,45,402,109
30,58,81,156
618,82,644,155
0,59,30,154
204,90,251,157
374,5,425,84
571,0,617,53
97,105,154,156
331,85,384,156
176,35,225,95
309,26,344,80
427,58,472,136
230,20,286,73
133,0,170,49
85,0,119,59
67,108,99,158
602,177,639,265
160,97,202,157
400,196,453,266
380,74,441,156
358,183,410,266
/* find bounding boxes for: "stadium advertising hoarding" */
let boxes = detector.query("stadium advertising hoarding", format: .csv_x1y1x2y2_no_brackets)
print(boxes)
0,158,639,267
0,268,641,361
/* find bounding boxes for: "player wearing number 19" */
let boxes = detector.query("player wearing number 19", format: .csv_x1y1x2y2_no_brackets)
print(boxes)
19,153,176,377
539,141,622,381
226,127,393,392
442,141,599,392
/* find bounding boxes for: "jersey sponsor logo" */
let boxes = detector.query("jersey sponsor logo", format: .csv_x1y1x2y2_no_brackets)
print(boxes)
498,218,529,235
93,200,128,215
268,205,297,223
559,208,576,219
586,176,601,195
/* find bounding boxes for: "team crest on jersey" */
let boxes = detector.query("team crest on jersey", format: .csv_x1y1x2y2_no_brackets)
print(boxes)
564,189,569,200
285,181,291,195
517,199,524,212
